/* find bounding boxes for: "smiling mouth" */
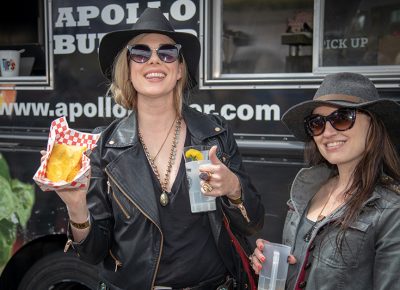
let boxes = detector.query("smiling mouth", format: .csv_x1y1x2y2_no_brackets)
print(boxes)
326,141,345,148
145,72,166,79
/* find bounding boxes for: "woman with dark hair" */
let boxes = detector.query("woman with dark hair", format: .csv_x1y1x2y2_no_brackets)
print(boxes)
47,7,264,290
250,72,400,289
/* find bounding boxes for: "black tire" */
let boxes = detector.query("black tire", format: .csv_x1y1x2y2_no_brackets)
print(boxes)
18,250,99,290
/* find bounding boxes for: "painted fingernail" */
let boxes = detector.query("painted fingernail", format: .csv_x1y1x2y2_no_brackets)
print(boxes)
260,256,266,263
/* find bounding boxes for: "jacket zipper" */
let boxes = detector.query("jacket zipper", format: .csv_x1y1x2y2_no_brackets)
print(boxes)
105,168,163,289
236,203,250,223
107,180,131,219
64,238,73,253
109,250,123,272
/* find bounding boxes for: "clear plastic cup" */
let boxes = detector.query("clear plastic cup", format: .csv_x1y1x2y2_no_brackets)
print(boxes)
183,146,216,213
258,242,291,290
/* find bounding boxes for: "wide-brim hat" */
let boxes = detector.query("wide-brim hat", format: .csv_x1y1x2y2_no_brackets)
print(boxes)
282,72,400,146
98,8,201,88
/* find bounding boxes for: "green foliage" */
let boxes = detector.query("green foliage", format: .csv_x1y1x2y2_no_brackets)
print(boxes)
0,177,14,221
10,179,35,227
0,153,35,272
0,154,11,182
0,219,17,267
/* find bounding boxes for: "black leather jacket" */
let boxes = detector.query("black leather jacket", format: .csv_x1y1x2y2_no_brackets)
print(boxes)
69,105,264,289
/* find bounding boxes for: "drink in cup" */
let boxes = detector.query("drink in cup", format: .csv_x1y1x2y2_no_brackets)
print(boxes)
258,242,291,290
183,146,216,213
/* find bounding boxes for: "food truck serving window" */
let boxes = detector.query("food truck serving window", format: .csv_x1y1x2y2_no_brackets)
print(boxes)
0,0,53,90
314,0,400,74
201,0,400,89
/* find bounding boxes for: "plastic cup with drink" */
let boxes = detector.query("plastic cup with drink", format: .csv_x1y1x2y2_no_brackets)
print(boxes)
183,145,216,213
258,242,291,290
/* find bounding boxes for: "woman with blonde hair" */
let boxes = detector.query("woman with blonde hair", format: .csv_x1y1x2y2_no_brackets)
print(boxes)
51,7,263,290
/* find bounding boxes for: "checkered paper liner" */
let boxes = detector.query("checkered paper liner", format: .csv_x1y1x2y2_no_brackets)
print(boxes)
33,116,100,191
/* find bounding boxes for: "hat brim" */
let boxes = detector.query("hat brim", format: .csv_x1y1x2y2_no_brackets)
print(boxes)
281,99,400,146
98,29,200,89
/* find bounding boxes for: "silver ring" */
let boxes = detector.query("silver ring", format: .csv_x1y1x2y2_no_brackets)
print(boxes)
249,254,254,267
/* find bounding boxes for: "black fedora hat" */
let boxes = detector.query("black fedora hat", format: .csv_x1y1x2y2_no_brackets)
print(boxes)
98,8,201,88
282,72,400,145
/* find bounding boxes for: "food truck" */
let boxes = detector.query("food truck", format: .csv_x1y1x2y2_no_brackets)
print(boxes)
0,0,399,288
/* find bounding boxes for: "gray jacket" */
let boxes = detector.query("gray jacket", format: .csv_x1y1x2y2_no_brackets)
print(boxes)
282,164,400,290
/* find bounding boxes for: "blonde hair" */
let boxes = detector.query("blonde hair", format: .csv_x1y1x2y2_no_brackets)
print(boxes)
108,34,189,116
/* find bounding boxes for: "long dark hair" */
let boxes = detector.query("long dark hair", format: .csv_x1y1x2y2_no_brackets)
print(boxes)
304,110,400,244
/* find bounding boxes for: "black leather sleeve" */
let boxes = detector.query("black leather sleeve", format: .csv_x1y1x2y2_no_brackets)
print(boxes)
70,128,114,264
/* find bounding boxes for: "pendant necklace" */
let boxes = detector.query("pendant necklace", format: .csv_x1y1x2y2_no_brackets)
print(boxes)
303,178,336,242
153,116,177,161
138,117,182,206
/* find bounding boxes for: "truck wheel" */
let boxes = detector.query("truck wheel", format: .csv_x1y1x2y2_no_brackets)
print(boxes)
18,250,99,290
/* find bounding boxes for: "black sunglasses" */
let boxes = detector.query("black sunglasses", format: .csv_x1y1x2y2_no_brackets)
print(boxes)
304,108,357,137
127,44,182,64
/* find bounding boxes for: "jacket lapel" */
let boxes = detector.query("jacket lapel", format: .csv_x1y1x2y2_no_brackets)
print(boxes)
290,165,332,216
106,145,161,227
104,112,161,227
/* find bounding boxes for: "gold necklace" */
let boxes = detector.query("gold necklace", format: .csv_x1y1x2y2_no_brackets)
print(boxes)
138,117,182,206
303,177,336,242
153,116,177,161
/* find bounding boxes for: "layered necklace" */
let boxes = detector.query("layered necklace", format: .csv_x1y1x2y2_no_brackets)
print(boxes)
138,117,182,206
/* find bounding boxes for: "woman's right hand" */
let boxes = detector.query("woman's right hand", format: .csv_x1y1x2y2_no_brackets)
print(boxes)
40,150,90,221
250,239,297,274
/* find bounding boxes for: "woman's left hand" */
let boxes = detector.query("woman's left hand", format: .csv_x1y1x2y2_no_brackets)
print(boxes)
250,239,297,274
199,145,241,199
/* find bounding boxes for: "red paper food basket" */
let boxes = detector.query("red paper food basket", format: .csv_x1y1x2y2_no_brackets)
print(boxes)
33,116,100,191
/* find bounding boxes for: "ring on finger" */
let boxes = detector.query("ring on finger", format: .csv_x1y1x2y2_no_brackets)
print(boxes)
199,171,212,181
201,182,213,193
249,254,254,266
